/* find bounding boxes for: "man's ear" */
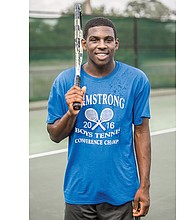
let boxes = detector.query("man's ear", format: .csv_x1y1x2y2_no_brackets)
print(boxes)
115,38,119,50
81,39,87,50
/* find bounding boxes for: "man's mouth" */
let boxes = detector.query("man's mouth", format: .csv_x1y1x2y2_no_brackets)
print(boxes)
95,52,109,59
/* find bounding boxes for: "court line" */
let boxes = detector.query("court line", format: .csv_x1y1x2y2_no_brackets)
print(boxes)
151,127,176,136
29,127,176,159
29,148,68,159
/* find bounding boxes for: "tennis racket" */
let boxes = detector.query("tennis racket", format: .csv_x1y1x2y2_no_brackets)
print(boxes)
73,4,83,110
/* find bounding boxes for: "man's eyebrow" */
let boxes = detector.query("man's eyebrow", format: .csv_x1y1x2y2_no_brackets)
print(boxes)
88,35,101,38
105,36,114,39
88,35,114,39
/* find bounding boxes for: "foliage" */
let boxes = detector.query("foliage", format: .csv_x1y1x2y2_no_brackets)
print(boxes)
124,0,175,19
64,0,175,19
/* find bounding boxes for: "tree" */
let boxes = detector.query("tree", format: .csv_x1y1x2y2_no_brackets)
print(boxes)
125,0,175,20
66,3,106,16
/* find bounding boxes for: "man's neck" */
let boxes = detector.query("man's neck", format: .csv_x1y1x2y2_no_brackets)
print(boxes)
83,61,115,78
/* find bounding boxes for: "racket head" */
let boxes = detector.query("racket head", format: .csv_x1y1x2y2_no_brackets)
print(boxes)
100,108,114,122
85,108,98,122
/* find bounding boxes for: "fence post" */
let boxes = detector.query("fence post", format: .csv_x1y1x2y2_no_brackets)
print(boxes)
133,17,138,68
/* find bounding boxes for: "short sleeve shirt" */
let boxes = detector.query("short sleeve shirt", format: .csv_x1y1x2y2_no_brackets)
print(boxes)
47,61,151,205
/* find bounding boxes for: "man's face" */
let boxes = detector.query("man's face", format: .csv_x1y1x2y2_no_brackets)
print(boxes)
82,26,119,67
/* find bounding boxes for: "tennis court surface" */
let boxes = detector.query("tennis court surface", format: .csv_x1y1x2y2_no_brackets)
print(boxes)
29,90,176,220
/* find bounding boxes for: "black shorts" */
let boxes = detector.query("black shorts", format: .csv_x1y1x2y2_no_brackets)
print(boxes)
64,201,139,220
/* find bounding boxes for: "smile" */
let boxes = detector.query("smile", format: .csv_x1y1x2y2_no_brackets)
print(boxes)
95,53,109,59
97,53,108,56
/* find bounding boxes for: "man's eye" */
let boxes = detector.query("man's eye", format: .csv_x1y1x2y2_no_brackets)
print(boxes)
106,38,113,43
90,38,98,42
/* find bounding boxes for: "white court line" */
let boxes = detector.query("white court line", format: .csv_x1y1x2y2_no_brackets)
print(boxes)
151,127,176,136
29,127,176,159
29,148,68,159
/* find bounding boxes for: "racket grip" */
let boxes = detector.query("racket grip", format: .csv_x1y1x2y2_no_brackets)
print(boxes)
73,75,81,110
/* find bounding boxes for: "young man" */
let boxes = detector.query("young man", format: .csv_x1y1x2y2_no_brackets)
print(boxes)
47,17,151,220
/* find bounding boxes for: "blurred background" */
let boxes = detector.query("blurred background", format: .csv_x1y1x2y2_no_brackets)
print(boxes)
29,1,176,220
29,0,176,101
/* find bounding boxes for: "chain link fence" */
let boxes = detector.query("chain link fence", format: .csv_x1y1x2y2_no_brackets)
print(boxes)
29,15,175,101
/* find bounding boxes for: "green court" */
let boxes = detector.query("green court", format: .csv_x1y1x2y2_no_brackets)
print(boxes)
29,91,176,220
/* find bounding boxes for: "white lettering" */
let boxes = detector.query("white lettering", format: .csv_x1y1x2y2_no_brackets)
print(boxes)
75,138,103,145
83,94,125,109
75,127,93,137
94,128,120,139
104,139,119,145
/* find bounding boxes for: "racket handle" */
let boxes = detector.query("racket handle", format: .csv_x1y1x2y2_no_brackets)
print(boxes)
134,217,140,220
73,102,81,110
73,75,81,110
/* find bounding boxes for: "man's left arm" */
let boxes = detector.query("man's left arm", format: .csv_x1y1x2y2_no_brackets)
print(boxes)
133,118,151,217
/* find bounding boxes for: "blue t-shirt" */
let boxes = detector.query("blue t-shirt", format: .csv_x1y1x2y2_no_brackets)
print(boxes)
47,61,151,205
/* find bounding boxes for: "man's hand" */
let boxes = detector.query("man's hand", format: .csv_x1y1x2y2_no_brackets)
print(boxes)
65,85,86,115
133,186,150,217
47,85,86,143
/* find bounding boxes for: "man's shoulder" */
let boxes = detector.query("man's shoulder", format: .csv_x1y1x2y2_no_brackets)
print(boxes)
117,61,148,80
57,67,75,79
52,66,75,85
50,67,75,91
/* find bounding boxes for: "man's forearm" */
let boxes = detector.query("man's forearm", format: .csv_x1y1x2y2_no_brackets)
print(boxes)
134,118,151,189
47,111,77,143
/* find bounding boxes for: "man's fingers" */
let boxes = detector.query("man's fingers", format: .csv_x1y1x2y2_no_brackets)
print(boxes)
133,201,149,217
81,86,86,93
133,198,140,213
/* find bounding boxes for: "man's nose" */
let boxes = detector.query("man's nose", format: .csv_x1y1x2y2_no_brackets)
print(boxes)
97,39,107,49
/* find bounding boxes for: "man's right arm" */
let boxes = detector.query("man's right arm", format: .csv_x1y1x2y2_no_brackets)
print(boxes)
47,111,77,143
47,85,86,143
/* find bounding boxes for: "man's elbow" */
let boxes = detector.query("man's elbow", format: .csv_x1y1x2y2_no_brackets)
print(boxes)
49,134,62,143
47,124,62,143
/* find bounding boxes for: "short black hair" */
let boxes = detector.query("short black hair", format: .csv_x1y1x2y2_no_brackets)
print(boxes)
83,17,117,39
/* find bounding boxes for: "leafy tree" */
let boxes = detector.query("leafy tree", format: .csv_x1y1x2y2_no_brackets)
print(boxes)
124,0,175,19
66,2,106,16
92,5,106,15
65,2,86,15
